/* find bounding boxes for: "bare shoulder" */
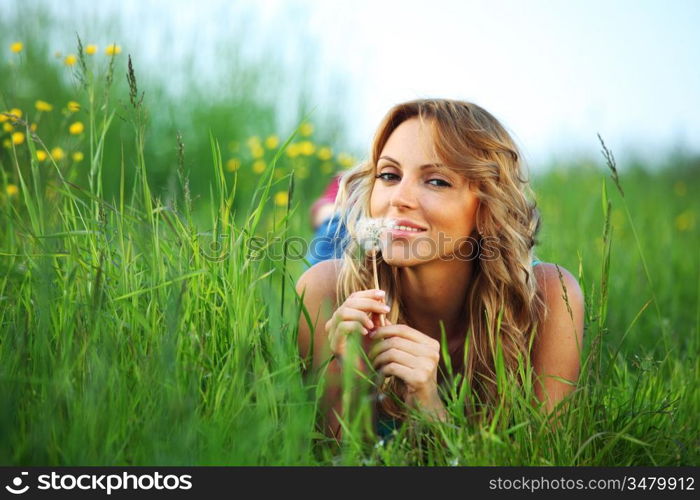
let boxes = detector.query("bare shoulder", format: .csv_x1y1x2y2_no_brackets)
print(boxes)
295,258,342,301
531,262,585,410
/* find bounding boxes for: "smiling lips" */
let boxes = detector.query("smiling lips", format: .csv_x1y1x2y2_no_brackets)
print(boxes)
386,219,427,235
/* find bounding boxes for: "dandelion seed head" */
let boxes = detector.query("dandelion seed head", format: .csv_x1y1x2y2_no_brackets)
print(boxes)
355,216,395,253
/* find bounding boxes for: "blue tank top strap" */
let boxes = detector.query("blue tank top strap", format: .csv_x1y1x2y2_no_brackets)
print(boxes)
531,259,543,267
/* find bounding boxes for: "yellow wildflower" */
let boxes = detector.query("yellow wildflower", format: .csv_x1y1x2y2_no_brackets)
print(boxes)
320,162,334,174
85,44,97,55
675,210,695,232
3,123,13,132
105,44,122,55
285,143,300,158
35,100,53,112
0,113,5,123
252,160,266,174
30,123,37,132
299,141,315,156
274,191,289,207
251,145,264,159
299,122,314,137
69,121,84,135
11,132,24,145
67,101,81,112
50,147,65,161
265,135,279,149
64,54,77,66
337,152,355,168
246,136,261,148
2,139,10,148
10,42,23,53
226,158,241,172
72,151,84,162
8,108,22,121
6,184,19,196
317,147,332,161
36,150,47,162
674,181,687,197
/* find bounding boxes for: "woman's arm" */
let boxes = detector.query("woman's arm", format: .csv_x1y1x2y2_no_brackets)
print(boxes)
295,260,344,438
531,263,585,414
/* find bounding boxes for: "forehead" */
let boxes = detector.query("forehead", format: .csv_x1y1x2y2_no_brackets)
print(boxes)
380,118,438,162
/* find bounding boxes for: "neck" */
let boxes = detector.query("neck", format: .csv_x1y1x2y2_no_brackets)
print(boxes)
397,258,474,340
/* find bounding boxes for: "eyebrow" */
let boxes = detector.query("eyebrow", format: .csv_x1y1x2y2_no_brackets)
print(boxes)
378,155,446,170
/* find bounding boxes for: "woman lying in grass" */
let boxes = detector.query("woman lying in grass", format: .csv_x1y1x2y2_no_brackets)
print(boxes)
296,98,584,440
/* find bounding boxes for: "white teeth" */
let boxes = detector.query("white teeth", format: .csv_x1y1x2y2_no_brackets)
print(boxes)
395,225,422,232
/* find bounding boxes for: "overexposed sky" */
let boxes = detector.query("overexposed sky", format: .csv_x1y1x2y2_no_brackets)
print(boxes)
28,0,700,168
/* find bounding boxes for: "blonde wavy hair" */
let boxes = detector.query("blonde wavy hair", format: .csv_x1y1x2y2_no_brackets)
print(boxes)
332,98,546,419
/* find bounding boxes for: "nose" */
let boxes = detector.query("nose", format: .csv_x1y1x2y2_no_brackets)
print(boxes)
389,176,419,210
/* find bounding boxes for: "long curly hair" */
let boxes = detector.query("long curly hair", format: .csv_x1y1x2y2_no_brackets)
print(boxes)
332,98,546,420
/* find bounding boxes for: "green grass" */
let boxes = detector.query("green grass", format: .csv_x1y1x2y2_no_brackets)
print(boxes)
0,23,698,465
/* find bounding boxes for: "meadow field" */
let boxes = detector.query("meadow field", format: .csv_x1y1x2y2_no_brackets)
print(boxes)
1,26,698,465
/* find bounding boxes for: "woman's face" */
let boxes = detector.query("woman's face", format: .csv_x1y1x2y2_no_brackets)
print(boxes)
369,117,480,266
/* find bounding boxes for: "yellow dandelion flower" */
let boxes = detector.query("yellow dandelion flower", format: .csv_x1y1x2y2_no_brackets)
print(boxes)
0,113,6,123
8,108,22,121
105,44,122,55
50,147,65,161
85,44,97,55
265,135,279,149
11,132,24,145
317,147,332,161
226,158,241,172
320,162,334,174
30,123,37,132
337,152,355,168
72,151,84,162
285,143,300,158
274,191,289,207
64,54,77,66
35,100,53,112
67,101,81,112
3,123,13,132
299,122,314,137
69,121,84,135
674,181,687,197
675,210,695,232
297,166,310,179
251,145,264,159
246,136,261,148
252,160,266,174
36,150,47,162
299,141,315,156
6,184,19,196
10,42,23,53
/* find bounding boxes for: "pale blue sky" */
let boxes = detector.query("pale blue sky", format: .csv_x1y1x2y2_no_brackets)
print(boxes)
30,0,700,169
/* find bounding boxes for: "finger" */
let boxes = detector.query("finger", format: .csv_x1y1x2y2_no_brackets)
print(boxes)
335,320,368,337
370,325,440,349
349,289,387,300
369,336,437,360
373,347,420,369
344,298,391,316
379,362,415,384
335,306,375,330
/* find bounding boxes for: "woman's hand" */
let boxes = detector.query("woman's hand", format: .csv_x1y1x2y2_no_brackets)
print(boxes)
325,289,390,359
368,320,446,418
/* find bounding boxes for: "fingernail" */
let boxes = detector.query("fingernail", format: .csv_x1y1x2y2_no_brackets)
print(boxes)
367,320,374,329
362,328,368,335
382,305,390,312
376,290,385,297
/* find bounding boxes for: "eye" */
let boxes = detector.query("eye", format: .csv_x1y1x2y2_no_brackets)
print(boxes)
427,178,451,188
375,172,399,182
